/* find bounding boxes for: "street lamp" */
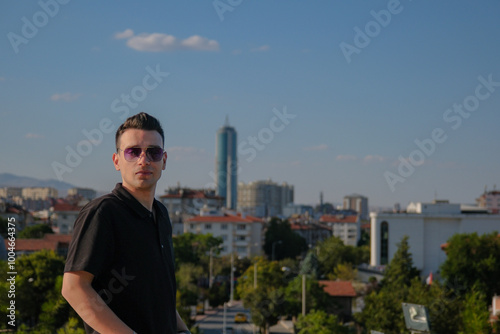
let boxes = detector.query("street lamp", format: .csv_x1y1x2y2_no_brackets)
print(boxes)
209,245,223,289
272,240,283,261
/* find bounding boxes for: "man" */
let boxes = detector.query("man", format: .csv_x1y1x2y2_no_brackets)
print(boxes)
62,112,190,334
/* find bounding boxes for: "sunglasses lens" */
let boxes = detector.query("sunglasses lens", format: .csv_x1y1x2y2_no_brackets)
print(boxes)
123,147,142,161
147,148,164,162
121,147,164,162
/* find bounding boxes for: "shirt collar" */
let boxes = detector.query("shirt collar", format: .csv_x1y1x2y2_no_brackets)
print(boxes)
112,183,165,219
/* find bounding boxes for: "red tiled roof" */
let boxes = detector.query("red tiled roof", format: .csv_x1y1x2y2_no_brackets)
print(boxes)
52,203,82,212
319,214,358,224
187,213,263,223
44,234,73,243
319,280,357,297
5,239,59,252
7,207,21,214
3,233,72,252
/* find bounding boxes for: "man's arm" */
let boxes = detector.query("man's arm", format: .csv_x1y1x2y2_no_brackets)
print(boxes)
62,271,135,334
176,309,189,332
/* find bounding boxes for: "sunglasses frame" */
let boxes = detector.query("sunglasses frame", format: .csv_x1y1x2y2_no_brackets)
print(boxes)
117,146,166,162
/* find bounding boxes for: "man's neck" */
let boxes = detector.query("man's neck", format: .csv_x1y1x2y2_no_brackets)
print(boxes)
122,184,156,212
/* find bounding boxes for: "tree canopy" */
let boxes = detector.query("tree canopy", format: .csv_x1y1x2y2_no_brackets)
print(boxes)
263,218,308,261
440,231,500,302
18,224,53,239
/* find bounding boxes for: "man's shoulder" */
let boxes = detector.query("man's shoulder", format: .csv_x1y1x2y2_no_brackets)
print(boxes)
154,199,169,215
80,192,122,215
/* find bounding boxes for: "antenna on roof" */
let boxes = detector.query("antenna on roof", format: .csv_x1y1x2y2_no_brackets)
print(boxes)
224,115,229,126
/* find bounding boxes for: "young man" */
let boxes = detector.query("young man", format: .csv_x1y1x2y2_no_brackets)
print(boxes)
62,112,190,334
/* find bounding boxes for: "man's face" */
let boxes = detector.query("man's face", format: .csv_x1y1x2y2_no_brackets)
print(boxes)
112,129,166,193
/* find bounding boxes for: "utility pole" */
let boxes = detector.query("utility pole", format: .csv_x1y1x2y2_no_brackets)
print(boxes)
302,274,306,316
254,262,257,289
209,247,213,288
230,253,234,305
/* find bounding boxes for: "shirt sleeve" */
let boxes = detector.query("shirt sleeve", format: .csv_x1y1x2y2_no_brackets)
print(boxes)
64,204,115,277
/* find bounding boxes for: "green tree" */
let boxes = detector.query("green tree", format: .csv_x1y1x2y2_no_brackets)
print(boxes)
0,216,8,238
38,275,75,332
316,235,367,278
381,236,420,288
18,223,53,239
440,231,500,302
246,288,286,334
356,236,420,334
0,250,66,329
264,218,307,261
329,263,358,281
459,287,498,334
208,281,229,308
284,276,332,318
173,233,222,268
299,251,320,278
56,318,86,334
18,250,65,326
176,263,204,306
295,309,347,334
237,257,287,334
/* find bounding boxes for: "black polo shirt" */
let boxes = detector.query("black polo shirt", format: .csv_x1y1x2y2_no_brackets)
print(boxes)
65,183,177,334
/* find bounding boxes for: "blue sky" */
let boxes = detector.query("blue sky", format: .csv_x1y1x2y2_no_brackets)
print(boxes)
1,0,499,207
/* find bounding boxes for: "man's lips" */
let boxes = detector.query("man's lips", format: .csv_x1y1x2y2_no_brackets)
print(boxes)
136,170,153,176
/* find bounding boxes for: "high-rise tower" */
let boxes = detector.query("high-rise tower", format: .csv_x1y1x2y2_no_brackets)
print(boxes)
216,117,237,209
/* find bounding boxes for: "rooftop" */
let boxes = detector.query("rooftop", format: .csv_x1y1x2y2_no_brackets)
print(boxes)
319,280,357,297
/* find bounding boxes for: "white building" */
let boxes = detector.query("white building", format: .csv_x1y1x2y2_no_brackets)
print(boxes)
67,187,96,200
22,187,58,200
370,200,500,278
319,214,360,246
186,212,263,258
51,203,82,234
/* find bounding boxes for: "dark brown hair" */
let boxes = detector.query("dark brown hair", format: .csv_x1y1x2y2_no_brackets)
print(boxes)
115,112,164,149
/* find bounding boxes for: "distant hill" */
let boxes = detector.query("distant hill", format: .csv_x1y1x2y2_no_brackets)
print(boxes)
0,173,77,196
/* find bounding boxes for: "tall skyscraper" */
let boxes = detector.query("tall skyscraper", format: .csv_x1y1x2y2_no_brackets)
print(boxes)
216,117,237,209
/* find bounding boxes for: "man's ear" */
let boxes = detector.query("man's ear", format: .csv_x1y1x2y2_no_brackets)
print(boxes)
162,152,167,170
112,152,120,171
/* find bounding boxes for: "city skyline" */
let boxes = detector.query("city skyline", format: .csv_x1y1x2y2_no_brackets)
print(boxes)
1,1,499,207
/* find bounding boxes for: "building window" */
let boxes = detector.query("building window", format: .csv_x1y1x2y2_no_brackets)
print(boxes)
222,235,227,241
221,224,228,230
237,224,246,230
236,236,246,241
237,246,247,253
190,224,195,229
381,221,389,265
205,224,212,230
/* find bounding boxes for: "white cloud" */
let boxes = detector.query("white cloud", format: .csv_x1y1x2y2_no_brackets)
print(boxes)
0,77,5,81
25,133,44,139
181,35,219,51
251,45,270,52
336,155,357,161
232,49,242,55
304,144,328,151
363,155,386,163
50,92,81,102
114,29,134,39
115,29,220,52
